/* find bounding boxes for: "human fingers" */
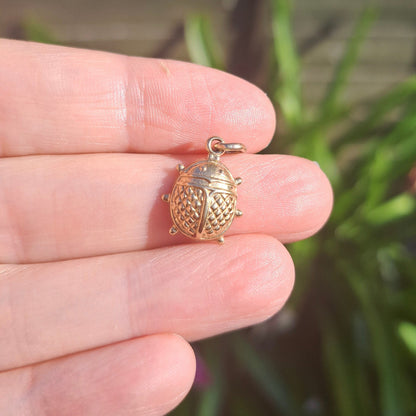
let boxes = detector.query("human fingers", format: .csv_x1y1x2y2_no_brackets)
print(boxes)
0,38,275,157
0,235,293,371
0,153,332,264
0,334,195,416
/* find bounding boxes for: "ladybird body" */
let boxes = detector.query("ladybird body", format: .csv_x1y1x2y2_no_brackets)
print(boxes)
161,137,244,244
169,160,237,240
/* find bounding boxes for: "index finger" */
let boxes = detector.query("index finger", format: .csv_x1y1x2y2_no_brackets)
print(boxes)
0,39,276,157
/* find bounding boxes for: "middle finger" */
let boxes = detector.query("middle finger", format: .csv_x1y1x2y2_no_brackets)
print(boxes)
0,153,332,264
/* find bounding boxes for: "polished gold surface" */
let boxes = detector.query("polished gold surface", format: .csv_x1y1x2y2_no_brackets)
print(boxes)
162,137,245,243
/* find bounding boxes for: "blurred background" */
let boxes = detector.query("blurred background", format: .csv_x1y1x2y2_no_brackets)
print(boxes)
2,0,416,414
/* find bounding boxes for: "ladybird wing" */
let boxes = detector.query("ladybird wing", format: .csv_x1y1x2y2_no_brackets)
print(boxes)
170,184,205,238
202,191,237,239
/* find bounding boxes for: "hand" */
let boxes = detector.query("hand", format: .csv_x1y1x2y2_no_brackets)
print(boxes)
0,39,332,415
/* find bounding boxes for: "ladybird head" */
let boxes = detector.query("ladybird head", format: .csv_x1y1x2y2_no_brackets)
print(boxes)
185,160,233,182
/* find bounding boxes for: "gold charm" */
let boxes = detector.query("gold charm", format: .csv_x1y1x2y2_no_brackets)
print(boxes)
162,137,246,244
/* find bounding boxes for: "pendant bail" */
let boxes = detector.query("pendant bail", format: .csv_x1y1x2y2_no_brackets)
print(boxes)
207,137,247,158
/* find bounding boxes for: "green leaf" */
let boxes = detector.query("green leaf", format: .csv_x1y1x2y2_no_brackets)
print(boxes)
322,320,364,416
363,107,416,209
365,194,416,226
398,322,416,356
196,347,224,416
287,238,318,305
22,16,58,44
185,14,224,70
348,275,407,416
271,0,302,127
333,77,416,151
393,293,416,323
231,334,298,416
320,7,376,116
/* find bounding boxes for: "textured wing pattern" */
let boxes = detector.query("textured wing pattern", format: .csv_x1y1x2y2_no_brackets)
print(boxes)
202,192,236,238
171,185,204,237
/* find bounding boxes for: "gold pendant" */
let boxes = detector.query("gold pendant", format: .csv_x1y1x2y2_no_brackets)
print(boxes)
162,137,246,244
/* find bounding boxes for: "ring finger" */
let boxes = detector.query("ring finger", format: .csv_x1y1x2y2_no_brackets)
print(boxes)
0,234,293,371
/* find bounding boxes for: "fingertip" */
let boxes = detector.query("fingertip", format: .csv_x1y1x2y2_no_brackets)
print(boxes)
137,334,196,415
310,158,334,225
229,235,295,320
144,59,277,153
203,68,277,153
234,155,333,243
280,158,334,242
159,333,197,386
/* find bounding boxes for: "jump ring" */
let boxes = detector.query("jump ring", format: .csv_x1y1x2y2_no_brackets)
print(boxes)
207,136,225,155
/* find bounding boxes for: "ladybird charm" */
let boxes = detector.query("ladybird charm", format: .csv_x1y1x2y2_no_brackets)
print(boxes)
161,137,246,244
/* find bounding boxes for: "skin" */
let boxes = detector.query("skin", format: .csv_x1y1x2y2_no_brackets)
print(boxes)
0,39,333,415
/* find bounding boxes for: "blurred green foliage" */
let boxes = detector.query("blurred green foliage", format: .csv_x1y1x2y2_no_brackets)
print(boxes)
21,16,58,45
179,1,416,415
